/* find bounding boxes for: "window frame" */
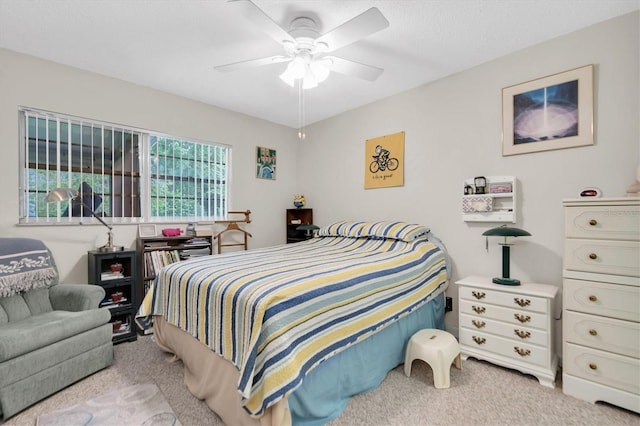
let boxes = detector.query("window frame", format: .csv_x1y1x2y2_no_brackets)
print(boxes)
18,107,230,225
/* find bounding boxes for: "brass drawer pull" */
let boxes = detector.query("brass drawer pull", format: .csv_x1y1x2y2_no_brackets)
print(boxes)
472,320,486,329
589,253,598,260
589,219,598,226
472,305,486,314
588,295,598,302
589,329,598,336
472,336,486,345
589,363,597,370
514,347,531,357
514,313,531,323
472,290,486,300
514,329,531,339
514,297,531,307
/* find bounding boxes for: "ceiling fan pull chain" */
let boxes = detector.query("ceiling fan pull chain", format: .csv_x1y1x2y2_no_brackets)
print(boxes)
298,81,306,140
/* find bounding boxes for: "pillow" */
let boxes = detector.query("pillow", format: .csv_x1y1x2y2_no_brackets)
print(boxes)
318,221,430,242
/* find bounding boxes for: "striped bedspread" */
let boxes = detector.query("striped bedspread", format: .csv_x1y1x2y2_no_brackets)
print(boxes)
145,233,447,417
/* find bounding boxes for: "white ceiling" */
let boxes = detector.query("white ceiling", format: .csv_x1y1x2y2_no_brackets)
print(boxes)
0,0,638,128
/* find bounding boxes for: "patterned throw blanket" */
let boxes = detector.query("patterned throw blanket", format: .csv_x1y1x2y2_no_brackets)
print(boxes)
141,227,448,417
0,238,57,297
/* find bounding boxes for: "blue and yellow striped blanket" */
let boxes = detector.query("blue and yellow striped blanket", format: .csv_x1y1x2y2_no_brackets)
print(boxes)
141,231,447,417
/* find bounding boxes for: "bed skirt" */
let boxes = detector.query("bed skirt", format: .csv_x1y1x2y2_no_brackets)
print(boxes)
153,292,445,425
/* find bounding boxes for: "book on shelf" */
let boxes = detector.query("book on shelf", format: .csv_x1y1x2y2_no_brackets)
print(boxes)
101,271,125,280
143,249,185,277
113,322,131,335
101,297,129,307
180,247,211,257
144,241,171,248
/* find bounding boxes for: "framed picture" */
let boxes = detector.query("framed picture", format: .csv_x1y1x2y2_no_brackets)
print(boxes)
502,64,593,156
256,146,276,180
364,131,405,189
138,224,157,237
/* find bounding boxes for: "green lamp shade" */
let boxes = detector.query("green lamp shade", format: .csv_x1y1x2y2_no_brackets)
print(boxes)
483,225,531,286
296,224,320,237
482,226,531,238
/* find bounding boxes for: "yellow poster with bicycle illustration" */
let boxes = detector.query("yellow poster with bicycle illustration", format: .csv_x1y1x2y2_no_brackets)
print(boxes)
364,131,404,189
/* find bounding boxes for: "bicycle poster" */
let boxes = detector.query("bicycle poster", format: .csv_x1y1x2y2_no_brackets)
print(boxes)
364,131,404,189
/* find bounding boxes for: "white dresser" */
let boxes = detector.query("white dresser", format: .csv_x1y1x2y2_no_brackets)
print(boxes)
562,197,640,413
456,275,559,388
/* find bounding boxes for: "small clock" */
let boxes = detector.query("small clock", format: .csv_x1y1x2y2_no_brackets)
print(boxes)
474,176,487,194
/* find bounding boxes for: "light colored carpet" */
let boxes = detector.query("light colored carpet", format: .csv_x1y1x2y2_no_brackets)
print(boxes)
36,384,180,426
5,335,639,425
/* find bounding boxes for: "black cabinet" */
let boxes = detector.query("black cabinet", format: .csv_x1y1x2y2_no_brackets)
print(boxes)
286,208,313,243
87,250,137,344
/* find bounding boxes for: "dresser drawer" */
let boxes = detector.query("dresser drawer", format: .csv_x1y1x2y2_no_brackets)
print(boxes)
564,278,640,322
460,328,549,367
460,313,548,346
459,286,549,314
565,205,640,241
564,239,640,277
564,343,640,395
459,299,548,329
564,311,640,358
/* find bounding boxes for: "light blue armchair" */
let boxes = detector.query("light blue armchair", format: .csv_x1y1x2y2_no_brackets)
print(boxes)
0,238,113,420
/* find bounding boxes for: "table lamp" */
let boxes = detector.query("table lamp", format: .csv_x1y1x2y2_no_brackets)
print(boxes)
45,187,124,252
482,225,531,286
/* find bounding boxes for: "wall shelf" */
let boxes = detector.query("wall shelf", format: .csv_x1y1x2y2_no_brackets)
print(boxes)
462,176,517,223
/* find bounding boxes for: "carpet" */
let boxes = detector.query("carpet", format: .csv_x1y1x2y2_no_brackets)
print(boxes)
36,383,181,426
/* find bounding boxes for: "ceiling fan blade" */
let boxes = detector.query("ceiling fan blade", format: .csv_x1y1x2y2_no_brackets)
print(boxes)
317,7,389,53
215,55,291,72
230,0,295,45
326,56,384,82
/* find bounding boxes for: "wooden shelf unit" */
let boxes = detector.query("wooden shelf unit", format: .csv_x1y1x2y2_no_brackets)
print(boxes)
137,235,213,299
286,208,313,243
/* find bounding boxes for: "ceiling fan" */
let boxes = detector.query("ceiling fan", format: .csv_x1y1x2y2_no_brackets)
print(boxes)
215,0,389,89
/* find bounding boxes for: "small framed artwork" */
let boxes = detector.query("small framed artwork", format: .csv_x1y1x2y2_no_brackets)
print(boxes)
256,146,276,180
138,224,157,238
502,64,593,156
489,182,512,194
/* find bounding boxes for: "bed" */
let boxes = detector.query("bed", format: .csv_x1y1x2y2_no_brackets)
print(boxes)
137,221,449,425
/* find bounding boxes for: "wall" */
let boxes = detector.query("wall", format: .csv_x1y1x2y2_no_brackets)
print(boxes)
0,11,637,340
0,48,298,283
298,12,640,335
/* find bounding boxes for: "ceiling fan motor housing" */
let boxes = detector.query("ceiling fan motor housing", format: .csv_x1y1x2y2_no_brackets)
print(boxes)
286,17,327,55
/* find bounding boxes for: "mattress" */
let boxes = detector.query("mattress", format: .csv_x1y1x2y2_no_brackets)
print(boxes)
139,221,449,420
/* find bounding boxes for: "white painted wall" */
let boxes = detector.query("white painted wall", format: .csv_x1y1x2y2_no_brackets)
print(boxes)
297,12,640,334
0,12,637,344
0,48,299,283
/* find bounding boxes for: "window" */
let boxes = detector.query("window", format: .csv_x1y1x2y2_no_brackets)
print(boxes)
149,135,228,220
19,108,228,224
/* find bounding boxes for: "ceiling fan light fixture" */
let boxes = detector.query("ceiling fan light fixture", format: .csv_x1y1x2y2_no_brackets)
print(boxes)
309,58,331,83
302,73,318,89
280,55,331,89
279,55,307,87
279,65,296,86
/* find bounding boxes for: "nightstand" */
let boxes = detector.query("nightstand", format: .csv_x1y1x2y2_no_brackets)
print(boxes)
456,275,559,388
